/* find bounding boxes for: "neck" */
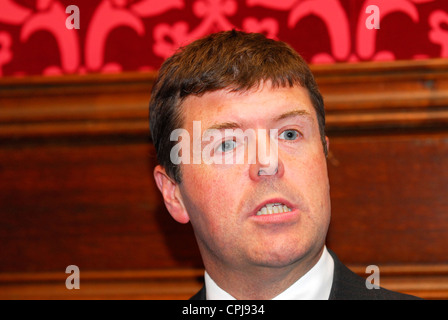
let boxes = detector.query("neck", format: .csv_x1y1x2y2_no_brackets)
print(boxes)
203,246,324,300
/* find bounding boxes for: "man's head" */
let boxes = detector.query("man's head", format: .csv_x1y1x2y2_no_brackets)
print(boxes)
149,30,331,298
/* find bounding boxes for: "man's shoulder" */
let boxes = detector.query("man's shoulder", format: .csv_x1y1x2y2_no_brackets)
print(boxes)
189,251,423,300
190,286,206,300
328,250,421,300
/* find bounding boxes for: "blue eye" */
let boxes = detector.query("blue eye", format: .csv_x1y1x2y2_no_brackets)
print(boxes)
217,140,237,152
279,130,300,140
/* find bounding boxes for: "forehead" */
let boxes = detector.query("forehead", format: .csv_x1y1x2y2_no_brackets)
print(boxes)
180,84,316,129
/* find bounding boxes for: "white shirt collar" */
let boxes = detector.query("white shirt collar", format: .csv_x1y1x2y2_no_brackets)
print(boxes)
204,246,334,300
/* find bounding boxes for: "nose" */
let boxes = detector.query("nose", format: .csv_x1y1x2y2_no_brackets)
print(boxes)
249,130,284,180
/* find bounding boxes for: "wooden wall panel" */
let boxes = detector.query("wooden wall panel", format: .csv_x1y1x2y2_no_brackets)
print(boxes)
0,59,447,299
326,131,448,265
0,141,202,273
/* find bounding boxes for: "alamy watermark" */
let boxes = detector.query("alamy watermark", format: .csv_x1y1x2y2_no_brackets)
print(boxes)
170,121,280,175
63,4,381,32
63,265,379,291
365,5,381,30
65,265,80,290
365,265,380,289
66,5,80,30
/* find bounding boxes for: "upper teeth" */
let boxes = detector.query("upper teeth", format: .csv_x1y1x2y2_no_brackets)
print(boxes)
256,203,292,216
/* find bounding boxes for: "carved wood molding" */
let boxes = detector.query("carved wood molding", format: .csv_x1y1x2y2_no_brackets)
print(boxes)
1,59,447,139
0,269,203,300
350,264,448,300
1,265,447,300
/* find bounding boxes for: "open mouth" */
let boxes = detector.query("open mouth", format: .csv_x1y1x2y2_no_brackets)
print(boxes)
256,202,292,216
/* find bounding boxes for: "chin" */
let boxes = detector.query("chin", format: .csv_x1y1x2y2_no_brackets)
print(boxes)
248,240,318,269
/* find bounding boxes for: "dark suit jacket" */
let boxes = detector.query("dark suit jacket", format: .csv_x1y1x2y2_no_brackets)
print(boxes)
190,250,421,300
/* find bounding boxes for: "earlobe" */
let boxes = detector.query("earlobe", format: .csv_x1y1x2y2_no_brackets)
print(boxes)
153,165,190,224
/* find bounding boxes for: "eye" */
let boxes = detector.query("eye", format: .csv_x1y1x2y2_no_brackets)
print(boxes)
279,129,301,141
216,139,238,152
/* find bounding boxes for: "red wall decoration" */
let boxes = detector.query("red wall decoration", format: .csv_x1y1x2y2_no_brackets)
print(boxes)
0,0,447,77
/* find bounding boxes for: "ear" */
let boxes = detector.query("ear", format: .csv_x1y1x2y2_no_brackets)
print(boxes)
325,136,330,151
153,165,190,224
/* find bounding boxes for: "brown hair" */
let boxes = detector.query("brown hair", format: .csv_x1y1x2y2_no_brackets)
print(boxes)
149,30,326,183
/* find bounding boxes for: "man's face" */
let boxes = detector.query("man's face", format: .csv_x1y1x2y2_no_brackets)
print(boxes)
166,83,331,272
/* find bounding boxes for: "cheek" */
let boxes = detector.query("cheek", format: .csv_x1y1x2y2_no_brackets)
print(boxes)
180,164,242,220
180,166,214,210
180,165,245,254
305,154,331,223
285,149,330,207
285,146,327,178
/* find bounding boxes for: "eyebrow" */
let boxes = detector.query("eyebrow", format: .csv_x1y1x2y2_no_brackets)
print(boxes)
274,109,313,122
206,121,241,131
204,109,313,134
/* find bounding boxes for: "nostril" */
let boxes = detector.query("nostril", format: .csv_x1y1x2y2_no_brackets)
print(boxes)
258,167,278,176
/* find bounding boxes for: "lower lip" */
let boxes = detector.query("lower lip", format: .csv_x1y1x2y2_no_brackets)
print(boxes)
249,208,300,224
